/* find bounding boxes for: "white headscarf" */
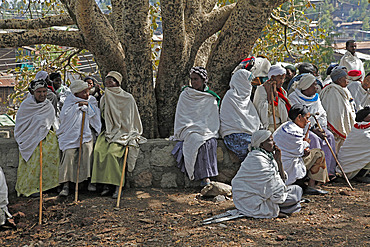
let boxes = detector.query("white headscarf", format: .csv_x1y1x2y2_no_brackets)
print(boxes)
70,80,89,94
251,130,272,148
268,65,286,79
297,74,316,91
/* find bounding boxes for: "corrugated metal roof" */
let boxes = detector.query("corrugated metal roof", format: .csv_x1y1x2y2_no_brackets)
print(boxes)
0,73,16,87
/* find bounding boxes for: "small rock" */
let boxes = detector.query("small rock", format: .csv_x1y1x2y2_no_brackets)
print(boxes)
276,235,286,241
339,190,350,196
213,195,226,202
218,223,227,228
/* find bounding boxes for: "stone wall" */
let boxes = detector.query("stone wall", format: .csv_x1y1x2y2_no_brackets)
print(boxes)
0,127,242,195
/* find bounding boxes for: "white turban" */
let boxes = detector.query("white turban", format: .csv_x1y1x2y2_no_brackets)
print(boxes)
250,57,271,78
35,71,48,80
251,130,272,148
70,79,89,94
297,73,316,91
267,65,286,79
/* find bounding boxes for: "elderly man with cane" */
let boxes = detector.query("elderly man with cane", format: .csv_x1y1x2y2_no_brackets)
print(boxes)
91,71,146,201
57,80,101,197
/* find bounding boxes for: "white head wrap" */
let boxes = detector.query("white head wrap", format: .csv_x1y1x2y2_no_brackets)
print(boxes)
297,73,316,91
106,71,123,85
251,130,272,148
35,71,48,80
267,65,286,79
250,57,271,78
70,79,89,94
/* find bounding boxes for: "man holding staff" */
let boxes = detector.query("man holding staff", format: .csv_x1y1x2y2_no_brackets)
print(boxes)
57,80,101,197
14,79,60,197
91,71,146,199
253,65,291,132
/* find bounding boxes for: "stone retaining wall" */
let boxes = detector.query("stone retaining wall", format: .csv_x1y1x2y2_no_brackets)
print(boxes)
0,127,242,195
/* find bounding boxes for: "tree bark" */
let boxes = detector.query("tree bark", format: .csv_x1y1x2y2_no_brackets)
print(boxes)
206,0,286,98
120,0,158,138
0,30,84,48
0,14,74,29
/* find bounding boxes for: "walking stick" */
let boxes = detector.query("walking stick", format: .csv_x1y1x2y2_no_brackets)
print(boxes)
116,146,129,208
75,111,86,202
312,113,354,190
271,83,277,131
39,141,43,225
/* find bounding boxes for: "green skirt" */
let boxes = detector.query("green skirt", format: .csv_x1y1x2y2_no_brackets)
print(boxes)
91,133,127,186
16,131,60,197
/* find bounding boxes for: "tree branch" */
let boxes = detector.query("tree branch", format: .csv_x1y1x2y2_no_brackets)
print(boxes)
0,30,85,49
0,14,75,29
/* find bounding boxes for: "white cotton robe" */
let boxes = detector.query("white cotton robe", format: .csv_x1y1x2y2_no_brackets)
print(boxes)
57,94,101,152
173,87,220,180
339,51,365,81
14,94,57,162
273,121,310,185
347,81,370,111
253,85,290,130
232,149,288,218
337,122,370,177
220,69,261,138
320,83,355,138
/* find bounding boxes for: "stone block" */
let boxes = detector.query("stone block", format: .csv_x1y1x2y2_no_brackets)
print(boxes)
160,172,178,188
151,145,176,167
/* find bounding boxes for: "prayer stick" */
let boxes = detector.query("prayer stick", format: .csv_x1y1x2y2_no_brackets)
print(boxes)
39,141,43,225
312,114,354,191
116,146,129,208
75,111,86,202
271,83,277,131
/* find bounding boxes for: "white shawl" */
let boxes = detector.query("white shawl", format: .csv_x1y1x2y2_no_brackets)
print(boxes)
232,149,287,218
347,81,370,111
273,121,310,185
320,83,355,138
173,87,220,180
0,167,8,209
289,89,327,128
100,87,146,146
57,94,101,152
253,85,289,129
14,94,56,162
339,51,365,81
338,122,370,174
220,69,261,137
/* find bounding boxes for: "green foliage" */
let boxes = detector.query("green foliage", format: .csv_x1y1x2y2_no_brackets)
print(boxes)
6,45,93,117
252,0,335,77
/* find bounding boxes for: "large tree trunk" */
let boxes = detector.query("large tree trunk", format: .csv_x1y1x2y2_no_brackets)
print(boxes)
155,0,234,137
206,0,286,98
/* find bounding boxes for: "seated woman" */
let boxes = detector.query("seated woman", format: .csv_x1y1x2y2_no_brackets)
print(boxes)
0,167,12,226
347,72,370,111
273,105,329,195
220,69,261,161
253,65,291,132
338,106,370,183
14,79,60,197
288,74,337,178
232,130,302,218
92,71,146,198
172,66,220,186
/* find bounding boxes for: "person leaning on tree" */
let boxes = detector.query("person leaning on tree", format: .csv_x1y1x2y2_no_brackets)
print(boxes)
91,71,146,199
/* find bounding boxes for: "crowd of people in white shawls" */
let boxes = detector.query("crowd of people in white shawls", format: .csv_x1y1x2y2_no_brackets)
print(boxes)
1,39,369,227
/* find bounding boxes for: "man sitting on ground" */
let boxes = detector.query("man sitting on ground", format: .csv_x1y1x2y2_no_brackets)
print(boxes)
338,106,370,183
232,130,302,218
273,105,329,195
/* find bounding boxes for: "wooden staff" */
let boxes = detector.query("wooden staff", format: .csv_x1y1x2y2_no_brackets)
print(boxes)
271,83,277,130
75,111,86,202
39,141,43,225
116,146,129,208
312,114,354,191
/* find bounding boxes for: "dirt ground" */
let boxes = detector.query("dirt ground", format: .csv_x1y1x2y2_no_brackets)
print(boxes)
0,180,369,246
